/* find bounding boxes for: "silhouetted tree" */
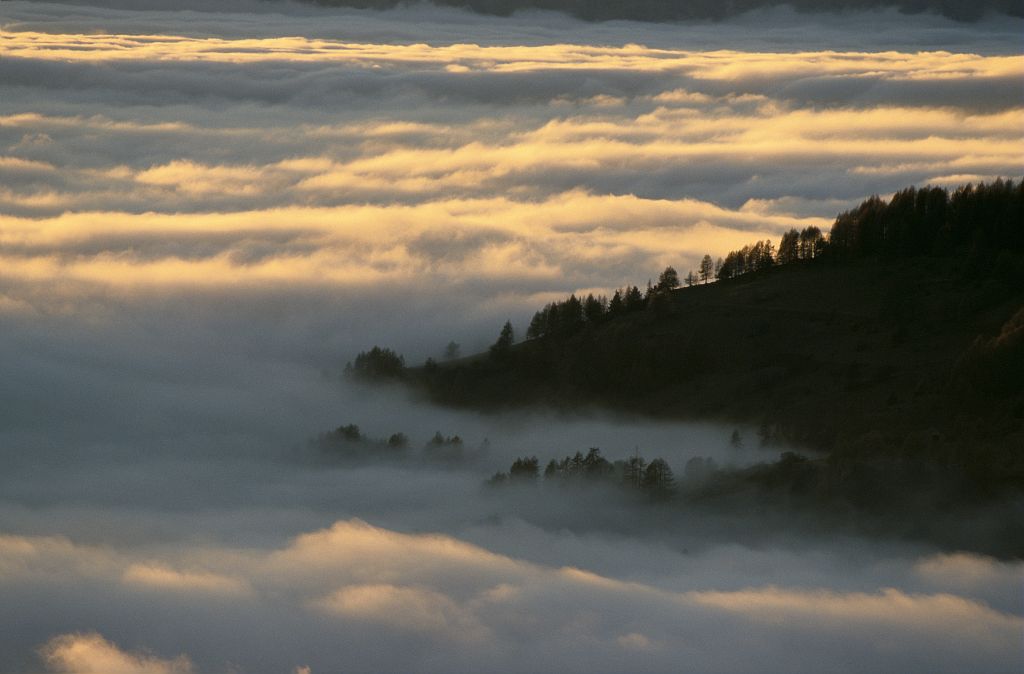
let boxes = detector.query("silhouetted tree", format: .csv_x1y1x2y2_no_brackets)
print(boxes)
582,447,614,478
335,424,361,441
347,346,405,380
561,295,584,332
641,458,676,498
509,456,540,481
623,453,646,488
444,341,461,360
716,252,739,280
778,228,800,265
657,266,680,291
608,289,625,315
526,310,546,339
583,293,606,324
799,226,824,259
625,285,645,311
699,254,714,284
490,320,515,360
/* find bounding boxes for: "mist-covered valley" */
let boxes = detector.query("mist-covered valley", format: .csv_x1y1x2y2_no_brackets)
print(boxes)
1,1,1022,672
3,307,1021,674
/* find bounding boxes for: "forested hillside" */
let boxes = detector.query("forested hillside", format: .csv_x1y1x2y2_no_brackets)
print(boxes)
400,180,1023,435
348,179,1024,546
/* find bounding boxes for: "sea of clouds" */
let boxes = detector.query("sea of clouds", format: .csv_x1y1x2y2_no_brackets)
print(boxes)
0,1,1021,672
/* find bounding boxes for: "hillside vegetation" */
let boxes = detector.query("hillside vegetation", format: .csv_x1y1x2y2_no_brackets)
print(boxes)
349,179,1024,553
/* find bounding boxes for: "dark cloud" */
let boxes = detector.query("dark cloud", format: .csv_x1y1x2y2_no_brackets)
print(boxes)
776,74,1024,113
0,228,321,264
406,227,514,263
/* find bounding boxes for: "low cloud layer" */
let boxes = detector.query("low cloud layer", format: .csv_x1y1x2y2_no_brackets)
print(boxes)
5,521,1022,674
0,3,1022,672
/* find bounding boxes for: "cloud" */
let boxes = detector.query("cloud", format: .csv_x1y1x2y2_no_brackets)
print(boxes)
122,563,252,597
691,585,1019,637
314,583,490,641
2,4,1023,673
40,633,193,674
9,521,1022,674
0,192,826,300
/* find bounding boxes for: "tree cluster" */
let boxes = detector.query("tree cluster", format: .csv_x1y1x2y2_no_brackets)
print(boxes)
526,293,609,340
525,268,686,341
711,178,1022,284
716,240,777,280
428,430,464,447
319,424,478,463
486,447,676,500
777,226,826,265
490,321,516,360
346,346,405,380
827,179,1023,282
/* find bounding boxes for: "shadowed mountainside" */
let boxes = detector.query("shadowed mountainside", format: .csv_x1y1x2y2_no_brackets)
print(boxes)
405,180,1023,451
419,257,1022,443
346,179,1024,554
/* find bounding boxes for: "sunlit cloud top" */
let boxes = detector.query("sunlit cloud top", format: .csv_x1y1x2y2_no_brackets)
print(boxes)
0,1,1021,341
3,29,1022,79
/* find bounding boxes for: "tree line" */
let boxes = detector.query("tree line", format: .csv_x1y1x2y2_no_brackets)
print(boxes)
524,267,684,340
486,447,677,500
317,423,480,463
511,177,1021,345
347,177,1021,375
720,179,1022,282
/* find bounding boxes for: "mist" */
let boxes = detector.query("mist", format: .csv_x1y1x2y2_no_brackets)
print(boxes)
3,303,1022,674
2,259,1021,674
1,1,1022,672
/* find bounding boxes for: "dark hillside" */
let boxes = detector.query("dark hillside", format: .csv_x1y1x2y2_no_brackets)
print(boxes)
416,256,1022,453
349,179,1023,553
407,258,1023,553
406,179,1023,453
384,180,1023,551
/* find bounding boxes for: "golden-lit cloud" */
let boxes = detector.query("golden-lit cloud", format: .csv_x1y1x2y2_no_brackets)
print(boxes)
1,22,1020,312
2,30,1021,85
315,583,490,640
0,534,114,582
121,563,252,597
0,192,821,295
40,633,193,674
690,585,1021,638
